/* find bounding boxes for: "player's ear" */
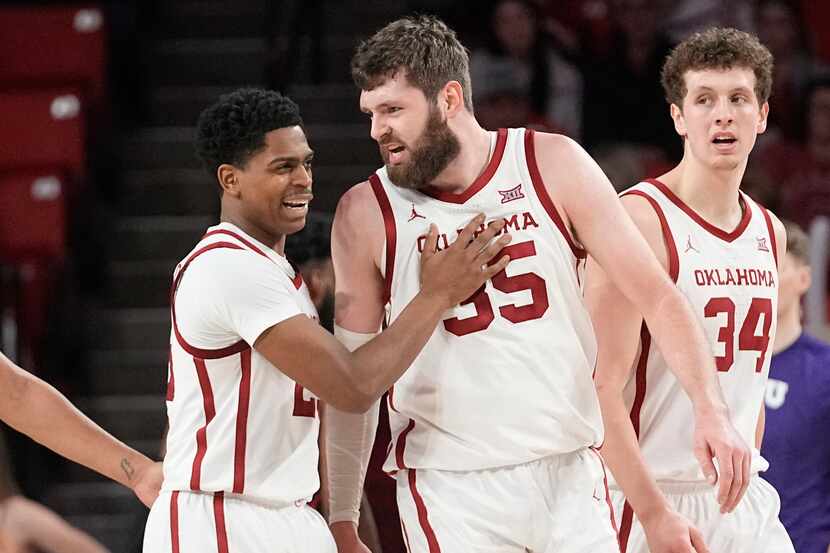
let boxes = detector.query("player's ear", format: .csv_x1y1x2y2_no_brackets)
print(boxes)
757,101,769,134
442,81,465,118
217,164,241,197
670,103,687,138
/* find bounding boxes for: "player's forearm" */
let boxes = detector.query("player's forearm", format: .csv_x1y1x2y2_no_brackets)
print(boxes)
596,383,672,524
2,369,154,490
349,291,447,402
644,285,728,417
324,401,379,524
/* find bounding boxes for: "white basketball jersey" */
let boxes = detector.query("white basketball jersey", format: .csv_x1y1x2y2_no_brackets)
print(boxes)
163,224,321,505
371,128,603,472
620,179,779,483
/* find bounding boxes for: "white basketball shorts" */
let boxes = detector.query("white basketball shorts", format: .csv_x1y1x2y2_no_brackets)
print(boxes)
396,448,620,553
143,490,336,553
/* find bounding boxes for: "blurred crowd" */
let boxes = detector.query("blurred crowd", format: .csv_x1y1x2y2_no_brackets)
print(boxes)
420,0,830,230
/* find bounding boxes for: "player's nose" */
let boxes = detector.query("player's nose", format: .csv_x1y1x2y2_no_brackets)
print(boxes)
370,114,388,142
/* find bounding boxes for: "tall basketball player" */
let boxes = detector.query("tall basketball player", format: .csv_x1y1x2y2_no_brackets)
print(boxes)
585,28,795,553
141,88,511,552
327,16,750,553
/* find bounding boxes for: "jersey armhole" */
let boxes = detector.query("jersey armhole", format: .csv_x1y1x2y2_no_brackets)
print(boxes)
757,202,779,269
620,190,680,283
369,174,396,308
524,129,587,259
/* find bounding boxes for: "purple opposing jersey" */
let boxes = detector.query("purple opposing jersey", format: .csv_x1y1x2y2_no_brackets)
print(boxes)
761,332,830,553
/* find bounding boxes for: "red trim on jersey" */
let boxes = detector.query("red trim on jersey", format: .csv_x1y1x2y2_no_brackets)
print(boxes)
388,386,400,413
619,502,634,553
617,323,652,551
395,419,415,470
206,227,303,287
420,128,507,203
170,491,180,553
203,228,270,260
630,323,651,437
213,492,230,553
645,179,752,242
369,174,397,305
166,347,175,401
171,242,250,359
524,129,587,259
590,448,622,551
232,348,252,493
621,190,679,282
408,470,442,553
190,357,217,490
759,202,779,268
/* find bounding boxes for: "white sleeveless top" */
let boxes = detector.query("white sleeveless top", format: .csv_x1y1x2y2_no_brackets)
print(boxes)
370,128,603,472
163,223,321,505
619,179,779,483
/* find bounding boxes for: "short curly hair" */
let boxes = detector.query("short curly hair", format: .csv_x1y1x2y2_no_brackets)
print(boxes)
351,15,473,111
661,27,774,108
195,88,304,182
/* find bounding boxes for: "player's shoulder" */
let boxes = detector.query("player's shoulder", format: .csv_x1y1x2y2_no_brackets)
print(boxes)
333,179,384,238
180,241,280,292
530,131,585,160
617,183,666,235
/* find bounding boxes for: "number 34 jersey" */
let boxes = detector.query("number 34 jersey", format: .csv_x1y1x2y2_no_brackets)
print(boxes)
370,128,603,473
620,179,779,483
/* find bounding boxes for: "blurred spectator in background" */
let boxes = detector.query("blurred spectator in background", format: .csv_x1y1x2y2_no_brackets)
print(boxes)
470,58,559,132
756,0,826,141
470,0,583,138
661,0,754,44
758,76,830,229
0,429,110,553
580,0,679,163
761,221,830,553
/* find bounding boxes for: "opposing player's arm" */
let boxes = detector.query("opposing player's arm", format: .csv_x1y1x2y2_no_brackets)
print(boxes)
534,132,749,513
0,352,162,507
254,181,512,414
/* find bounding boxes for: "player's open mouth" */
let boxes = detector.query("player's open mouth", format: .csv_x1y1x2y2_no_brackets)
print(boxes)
387,144,406,165
282,198,311,211
711,133,738,152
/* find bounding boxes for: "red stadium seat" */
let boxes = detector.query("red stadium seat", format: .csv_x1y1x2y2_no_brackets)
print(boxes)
0,170,68,262
0,6,107,113
0,89,86,183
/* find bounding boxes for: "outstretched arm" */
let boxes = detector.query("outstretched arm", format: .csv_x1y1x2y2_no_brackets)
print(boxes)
0,352,162,507
255,182,511,413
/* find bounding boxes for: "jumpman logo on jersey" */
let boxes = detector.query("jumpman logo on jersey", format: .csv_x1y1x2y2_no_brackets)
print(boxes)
498,183,525,204
684,235,700,254
408,203,426,222
757,236,770,252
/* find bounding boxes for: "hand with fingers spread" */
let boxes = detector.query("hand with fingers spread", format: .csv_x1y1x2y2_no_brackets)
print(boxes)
419,214,511,308
642,507,710,553
693,407,751,513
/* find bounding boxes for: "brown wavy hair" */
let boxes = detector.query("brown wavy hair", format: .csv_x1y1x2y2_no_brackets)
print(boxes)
351,15,474,111
661,27,774,108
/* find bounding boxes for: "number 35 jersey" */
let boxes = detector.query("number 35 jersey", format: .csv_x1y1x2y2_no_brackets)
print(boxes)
370,128,603,473
620,179,779,483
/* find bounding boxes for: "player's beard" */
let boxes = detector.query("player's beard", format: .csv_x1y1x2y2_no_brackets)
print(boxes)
385,105,461,190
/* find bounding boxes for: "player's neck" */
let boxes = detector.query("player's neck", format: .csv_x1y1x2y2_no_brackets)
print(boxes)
218,211,286,255
427,119,493,194
773,306,802,354
660,154,747,229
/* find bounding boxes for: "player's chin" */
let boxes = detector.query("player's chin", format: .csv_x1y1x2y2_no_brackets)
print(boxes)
279,216,307,236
